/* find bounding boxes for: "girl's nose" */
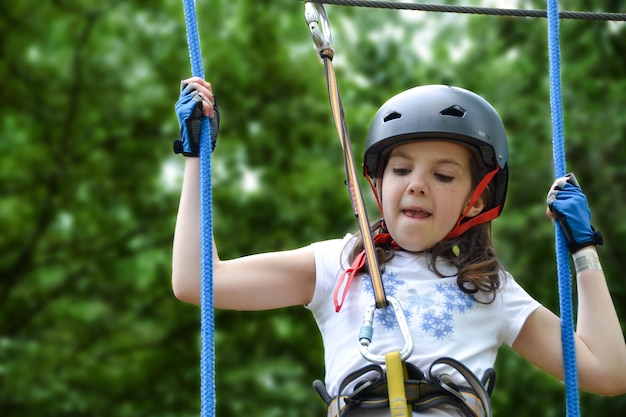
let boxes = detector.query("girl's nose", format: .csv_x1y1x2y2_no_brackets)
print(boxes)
407,172,428,195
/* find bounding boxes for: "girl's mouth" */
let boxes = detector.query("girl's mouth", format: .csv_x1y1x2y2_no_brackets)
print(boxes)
403,209,431,219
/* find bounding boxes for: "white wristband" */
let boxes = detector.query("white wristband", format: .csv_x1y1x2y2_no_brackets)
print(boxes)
572,247,602,274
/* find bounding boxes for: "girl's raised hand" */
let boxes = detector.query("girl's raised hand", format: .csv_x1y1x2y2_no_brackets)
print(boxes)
174,77,220,156
546,173,603,253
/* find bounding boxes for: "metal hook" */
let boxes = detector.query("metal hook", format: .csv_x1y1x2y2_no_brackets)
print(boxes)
358,296,414,364
304,2,334,59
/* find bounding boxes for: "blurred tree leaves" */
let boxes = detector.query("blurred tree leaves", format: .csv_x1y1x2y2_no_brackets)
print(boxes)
1,0,625,416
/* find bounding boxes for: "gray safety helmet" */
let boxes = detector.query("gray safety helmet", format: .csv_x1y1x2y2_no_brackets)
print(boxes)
364,85,509,217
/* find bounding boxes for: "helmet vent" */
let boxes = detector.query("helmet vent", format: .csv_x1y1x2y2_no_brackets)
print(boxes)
440,105,466,118
383,111,402,122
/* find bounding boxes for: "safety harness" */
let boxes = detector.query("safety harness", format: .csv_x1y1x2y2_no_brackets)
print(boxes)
304,3,495,416
313,356,495,417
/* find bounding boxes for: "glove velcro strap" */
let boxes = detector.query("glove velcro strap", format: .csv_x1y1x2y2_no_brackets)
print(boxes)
173,139,197,157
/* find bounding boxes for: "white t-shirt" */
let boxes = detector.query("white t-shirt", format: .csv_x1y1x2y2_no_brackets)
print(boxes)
307,234,540,416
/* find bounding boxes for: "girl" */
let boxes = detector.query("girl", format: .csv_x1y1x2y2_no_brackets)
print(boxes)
171,77,626,416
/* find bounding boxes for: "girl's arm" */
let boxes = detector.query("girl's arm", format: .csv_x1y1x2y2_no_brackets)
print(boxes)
513,250,626,395
171,158,316,309
171,157,202,304
513,175,626,395
171,78,316,309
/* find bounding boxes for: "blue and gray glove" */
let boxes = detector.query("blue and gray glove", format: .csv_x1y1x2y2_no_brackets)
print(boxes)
173,81,220,156
547,173,603,253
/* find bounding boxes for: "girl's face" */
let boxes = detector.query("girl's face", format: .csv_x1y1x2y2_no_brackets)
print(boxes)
379,140,484,252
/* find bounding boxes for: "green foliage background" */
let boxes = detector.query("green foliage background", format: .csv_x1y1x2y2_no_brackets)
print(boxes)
1,0,625,416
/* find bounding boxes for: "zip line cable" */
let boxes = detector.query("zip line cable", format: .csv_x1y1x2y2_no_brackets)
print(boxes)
302,0,626,21
181,1,216,417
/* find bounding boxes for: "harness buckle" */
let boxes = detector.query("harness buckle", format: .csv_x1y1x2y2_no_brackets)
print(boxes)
359,296,414,364
304,2,334,59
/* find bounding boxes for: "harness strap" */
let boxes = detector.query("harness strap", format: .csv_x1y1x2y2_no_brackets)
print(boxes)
323,52,387,309
386,351,411,417
325,383,487,417
316,358,494,417
306,2,387,310
428,357,492,417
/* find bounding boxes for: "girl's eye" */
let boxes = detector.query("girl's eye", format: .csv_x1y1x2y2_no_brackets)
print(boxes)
392,167,411,175
435,173,454,182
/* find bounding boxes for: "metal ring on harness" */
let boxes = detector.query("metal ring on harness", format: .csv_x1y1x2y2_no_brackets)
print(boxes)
304,2,334,59
359,296,414,364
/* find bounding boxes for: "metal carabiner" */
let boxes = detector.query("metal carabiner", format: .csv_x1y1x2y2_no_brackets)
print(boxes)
304,2,334,59
358,296,414,364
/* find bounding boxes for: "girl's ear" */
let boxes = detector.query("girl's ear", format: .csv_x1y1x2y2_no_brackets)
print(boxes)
464,195,485,218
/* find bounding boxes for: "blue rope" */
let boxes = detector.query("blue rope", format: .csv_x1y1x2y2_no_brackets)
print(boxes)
181,1,215,416
546,1,580,416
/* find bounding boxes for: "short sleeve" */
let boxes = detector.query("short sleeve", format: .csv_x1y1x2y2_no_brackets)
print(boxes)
499,273,542,346
306,234,355,313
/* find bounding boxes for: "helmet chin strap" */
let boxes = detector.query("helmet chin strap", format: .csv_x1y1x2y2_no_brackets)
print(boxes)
444,166,501,240
366,174,384,215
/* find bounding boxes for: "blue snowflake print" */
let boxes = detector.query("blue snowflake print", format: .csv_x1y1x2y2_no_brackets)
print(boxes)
417,284,476,339
435,283,475,314
361,275,476,339
363,272,412,330
421,311,454,339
